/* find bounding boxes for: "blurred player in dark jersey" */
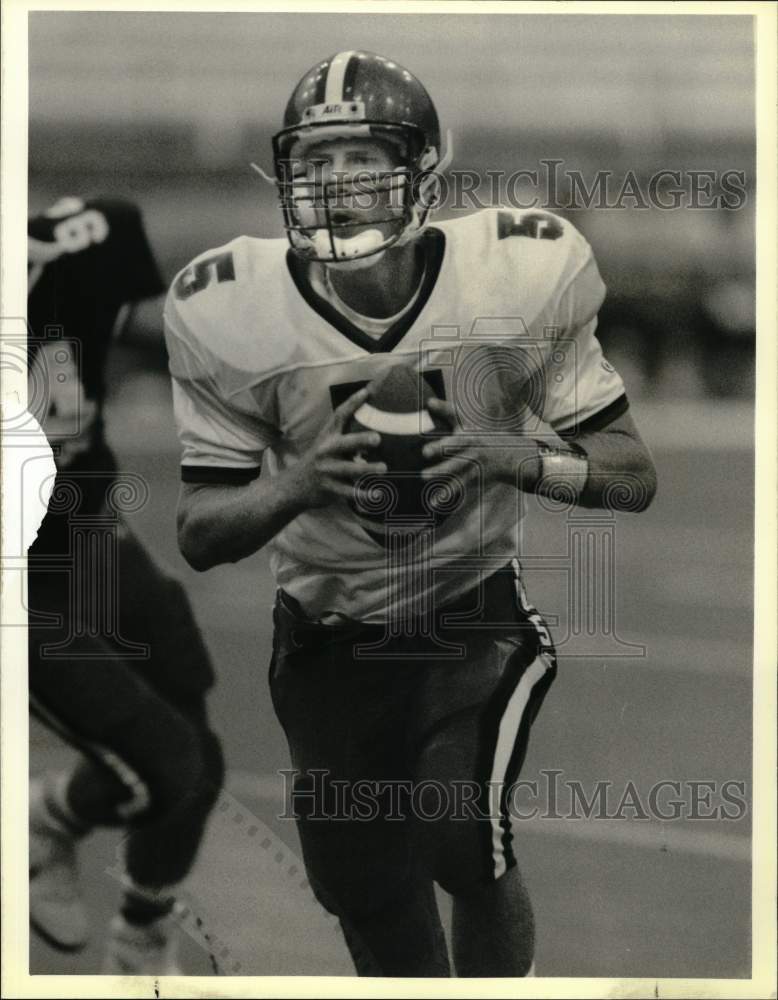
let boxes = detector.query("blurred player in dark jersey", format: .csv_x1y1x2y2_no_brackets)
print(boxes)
166,52,657,977
27,197,224,974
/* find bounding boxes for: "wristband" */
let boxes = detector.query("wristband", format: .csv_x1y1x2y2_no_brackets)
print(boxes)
534,441,589,500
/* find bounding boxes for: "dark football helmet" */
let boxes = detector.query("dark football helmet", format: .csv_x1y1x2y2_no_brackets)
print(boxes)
272,51,442,265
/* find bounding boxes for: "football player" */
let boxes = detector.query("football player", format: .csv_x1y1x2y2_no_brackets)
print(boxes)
166,51,657,977
27,197,224,974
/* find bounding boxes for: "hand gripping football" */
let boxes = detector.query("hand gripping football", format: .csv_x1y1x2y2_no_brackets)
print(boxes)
345,364,463,542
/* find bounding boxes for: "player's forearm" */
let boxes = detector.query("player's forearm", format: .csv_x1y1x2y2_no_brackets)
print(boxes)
523,427,657,512
177,467,310,571
575,427,657,511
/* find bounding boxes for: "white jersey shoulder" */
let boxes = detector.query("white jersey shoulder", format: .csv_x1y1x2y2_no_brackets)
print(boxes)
434,208,606,332
164,235,297,387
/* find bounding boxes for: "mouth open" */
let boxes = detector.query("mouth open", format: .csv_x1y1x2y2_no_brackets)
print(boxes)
329,211,371,239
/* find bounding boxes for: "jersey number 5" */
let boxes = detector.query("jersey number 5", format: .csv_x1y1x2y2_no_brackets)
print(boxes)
328,369,446,411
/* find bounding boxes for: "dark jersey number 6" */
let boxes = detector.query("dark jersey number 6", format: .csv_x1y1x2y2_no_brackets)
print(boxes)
497,211,563,242
174,251,235,301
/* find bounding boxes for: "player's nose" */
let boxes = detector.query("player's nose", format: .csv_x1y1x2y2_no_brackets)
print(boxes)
324,163,362,210
317,160,350,194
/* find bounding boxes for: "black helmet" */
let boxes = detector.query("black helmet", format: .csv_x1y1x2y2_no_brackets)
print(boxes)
272,51,441,264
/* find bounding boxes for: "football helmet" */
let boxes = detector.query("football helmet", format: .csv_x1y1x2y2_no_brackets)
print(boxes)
271,51,442,265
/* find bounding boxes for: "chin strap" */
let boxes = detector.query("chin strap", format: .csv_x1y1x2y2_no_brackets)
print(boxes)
314,226,387,263
250,161,275,185
437,128,454,173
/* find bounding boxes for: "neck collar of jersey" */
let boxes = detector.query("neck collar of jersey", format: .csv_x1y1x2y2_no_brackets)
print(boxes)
317,259,427,338
285,227,446,355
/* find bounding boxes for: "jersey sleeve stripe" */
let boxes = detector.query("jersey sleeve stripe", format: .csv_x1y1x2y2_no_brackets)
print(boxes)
181,465,261,485
555,392,630,438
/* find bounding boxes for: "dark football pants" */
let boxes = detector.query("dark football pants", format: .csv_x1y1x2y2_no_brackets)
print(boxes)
28,518,224,890
269,563,556,976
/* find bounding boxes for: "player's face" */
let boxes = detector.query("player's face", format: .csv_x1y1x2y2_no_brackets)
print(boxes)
301,137,399,177
292,137,404,237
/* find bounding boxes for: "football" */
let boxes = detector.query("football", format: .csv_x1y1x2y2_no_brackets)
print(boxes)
345,364,463,541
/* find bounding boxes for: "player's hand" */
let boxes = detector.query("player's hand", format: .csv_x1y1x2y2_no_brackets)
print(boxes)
290,387,388,508
420,398,542,492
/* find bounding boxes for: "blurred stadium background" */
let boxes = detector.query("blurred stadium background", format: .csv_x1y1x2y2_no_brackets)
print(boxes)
27,11,754,980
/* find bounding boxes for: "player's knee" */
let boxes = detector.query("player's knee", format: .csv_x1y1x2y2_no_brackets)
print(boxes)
414,808,491,896
170,724,225,817
310,866,420,925
432,848,496,896
297,831,416,923
140,721,216,820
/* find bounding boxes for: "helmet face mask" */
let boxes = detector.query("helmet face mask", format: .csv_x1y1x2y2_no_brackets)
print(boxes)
274,124,424,264
271,52,441,266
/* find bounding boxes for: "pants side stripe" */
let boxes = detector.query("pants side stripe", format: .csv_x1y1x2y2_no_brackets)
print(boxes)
487,653,550,879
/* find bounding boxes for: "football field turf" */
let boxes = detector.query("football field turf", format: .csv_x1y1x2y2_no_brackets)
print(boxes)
29,389,753,979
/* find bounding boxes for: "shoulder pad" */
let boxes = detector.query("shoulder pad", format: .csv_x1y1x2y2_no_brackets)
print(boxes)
169,237,247,305
487,208,604,328
164,236,294,387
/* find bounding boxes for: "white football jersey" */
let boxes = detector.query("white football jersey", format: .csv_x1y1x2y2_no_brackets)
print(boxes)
164,208,627,623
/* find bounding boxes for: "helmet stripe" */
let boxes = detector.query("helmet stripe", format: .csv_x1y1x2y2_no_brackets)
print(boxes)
312,65,328,105
324,50,356,103
342,53,361,102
